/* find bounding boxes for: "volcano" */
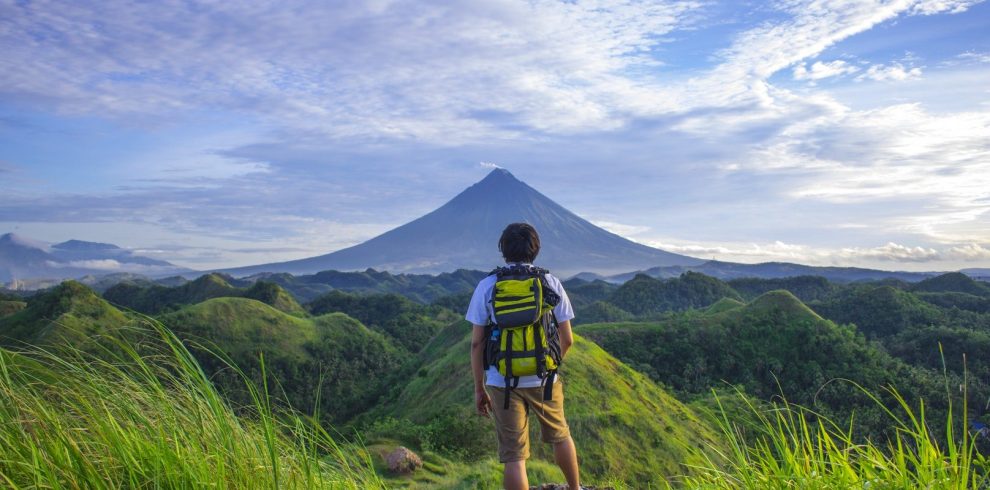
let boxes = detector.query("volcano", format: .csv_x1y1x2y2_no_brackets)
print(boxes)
223,169,703,277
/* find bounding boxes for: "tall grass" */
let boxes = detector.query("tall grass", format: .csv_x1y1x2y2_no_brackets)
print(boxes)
0,321,383,489
679,367,989,488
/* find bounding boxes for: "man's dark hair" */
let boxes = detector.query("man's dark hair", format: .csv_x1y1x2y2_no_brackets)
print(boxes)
499,223,540,263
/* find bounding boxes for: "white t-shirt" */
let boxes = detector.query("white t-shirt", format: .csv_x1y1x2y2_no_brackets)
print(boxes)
465,264,575,388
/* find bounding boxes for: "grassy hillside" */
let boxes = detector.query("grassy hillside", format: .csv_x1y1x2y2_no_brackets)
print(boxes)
811,285,944,338
3,319,982,489
0,281,131,347
803,276,990,388
609,272,741,316
363,321,723,486
915,291,990,314
562,278,620,304
160,298,407,423
911,271,990,296
0,325,382,489
577,290,962,438
703,297,745,314
104,273,305,316
242,280,308,316
577,300,633,323
253,268,489,303
307,291,457,353
0,300,25,317
161,297,316,357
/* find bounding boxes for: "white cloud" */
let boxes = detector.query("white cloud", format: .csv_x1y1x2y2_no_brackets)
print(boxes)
646,239,813,261
46,259,122,270
645,239,976,267
698,0,972,98
2,1,988,271
837,242,940,262
0,0,973,143
910,0,983,14
705,99,990,247
0,0,702,141
592,220,651,237
856,62,923,82
957,51,990,64
946,243,990,261
793,60,859,81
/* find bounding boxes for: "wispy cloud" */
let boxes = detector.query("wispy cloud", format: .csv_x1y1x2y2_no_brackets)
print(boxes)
910,0,983,14
957,51,990,63
0,0,704,141
592,220,651,237
857,62,924,81
793,60,860,81
645,238,989,267
1,0,988,270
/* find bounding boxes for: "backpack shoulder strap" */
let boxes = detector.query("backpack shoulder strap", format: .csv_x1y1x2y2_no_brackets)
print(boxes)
537,271,560,308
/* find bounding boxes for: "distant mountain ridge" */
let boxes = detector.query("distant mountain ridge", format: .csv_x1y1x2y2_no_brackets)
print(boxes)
0,233,190,288
598,259,940,284
221,169,704,277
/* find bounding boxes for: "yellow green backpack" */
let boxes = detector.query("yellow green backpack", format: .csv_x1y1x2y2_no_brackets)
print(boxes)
484,265,563,409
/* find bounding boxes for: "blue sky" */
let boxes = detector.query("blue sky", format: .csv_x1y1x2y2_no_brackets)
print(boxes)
1,0,988,271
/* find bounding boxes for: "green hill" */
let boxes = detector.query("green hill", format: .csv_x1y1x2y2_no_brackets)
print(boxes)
364,322,723,486
887,326,990,382
577,300,633,323
0,281,130,347
159,297,406,423
577,290,957,438
0,300,26,318
781,283,990,401
255,268,489,303
241,281,307,316
104,273,304,316
703,297,745,315
915,291,990,314
743,289,824,320
562,278,627,322
306,291,456,353
561,278,620,307
911,272,990,296
609,272,741,316
811,285,943,338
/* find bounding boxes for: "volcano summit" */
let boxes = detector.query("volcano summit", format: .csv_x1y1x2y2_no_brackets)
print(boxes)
224,169,703,277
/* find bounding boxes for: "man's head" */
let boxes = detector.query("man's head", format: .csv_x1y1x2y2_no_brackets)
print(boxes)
499,222,540,263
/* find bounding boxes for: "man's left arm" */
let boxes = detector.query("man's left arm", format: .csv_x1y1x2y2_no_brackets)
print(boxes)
550,275,575,358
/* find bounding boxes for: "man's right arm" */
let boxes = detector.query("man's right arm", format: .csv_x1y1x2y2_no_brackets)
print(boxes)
470,325,493,416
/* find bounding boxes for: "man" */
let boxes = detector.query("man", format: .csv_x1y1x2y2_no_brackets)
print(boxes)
466,222,581,490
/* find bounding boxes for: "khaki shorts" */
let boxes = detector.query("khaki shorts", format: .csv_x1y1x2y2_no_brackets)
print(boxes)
486,381,571,463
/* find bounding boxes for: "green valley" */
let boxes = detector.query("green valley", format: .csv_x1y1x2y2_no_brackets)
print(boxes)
2,269,990,487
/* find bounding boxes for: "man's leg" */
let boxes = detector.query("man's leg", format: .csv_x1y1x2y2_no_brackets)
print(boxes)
488,386,531,490
553,436,580,489
530,381,580,489
504,460,528,490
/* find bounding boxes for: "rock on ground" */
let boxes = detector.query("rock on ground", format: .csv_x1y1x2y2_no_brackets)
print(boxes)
384,446,423,474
